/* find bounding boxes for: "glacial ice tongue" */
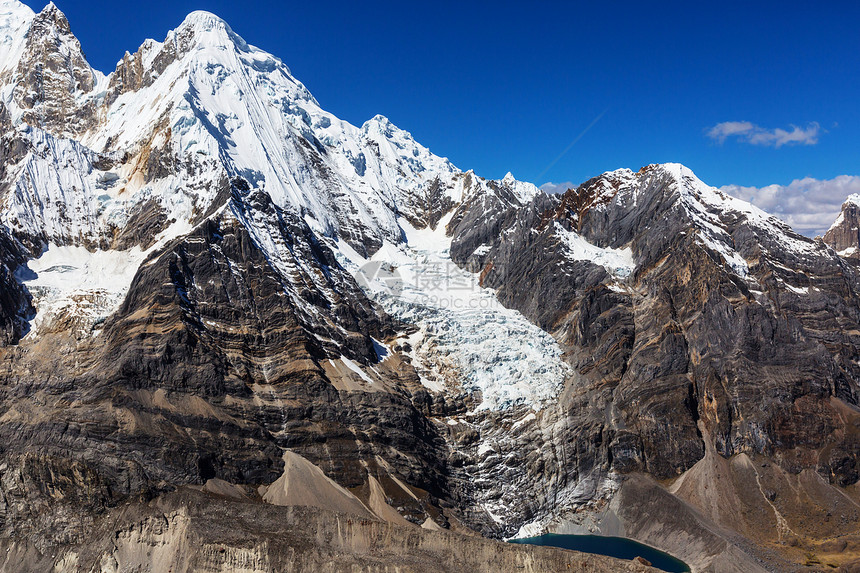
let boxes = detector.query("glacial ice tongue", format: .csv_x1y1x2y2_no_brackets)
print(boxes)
336,214,570,411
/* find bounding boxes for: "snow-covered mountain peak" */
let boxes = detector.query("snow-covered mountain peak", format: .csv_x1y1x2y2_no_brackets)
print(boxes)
567,162,821,278
101,6,312,107
654,163,786,226
646,163,826,277
498,172,540,204
171,9,256,58
0,0,100,136
39,1,61,17
360,114,455,179
363,113,395,128
181,9,227,28
28,2,86,54
844,193,860,208
0,2,550,283
362,114,415,145
26,1,83,53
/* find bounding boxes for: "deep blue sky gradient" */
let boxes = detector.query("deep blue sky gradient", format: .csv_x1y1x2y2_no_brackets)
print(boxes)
24,0,860,188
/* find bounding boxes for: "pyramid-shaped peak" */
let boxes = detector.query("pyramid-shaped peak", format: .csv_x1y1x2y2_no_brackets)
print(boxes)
179,10,228,30
171,9,250,51
844,193,860,208
32,1,73,33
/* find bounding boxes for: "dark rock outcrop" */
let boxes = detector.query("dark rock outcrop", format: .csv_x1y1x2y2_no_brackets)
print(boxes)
0,226,31,345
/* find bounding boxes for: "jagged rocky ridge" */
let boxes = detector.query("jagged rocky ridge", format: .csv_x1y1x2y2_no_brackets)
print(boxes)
0,1,857,571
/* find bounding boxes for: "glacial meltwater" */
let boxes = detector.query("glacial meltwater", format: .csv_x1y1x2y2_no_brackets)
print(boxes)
509,534,690,572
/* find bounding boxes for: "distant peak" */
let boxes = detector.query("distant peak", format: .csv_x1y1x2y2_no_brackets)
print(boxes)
32,0,72,32
180,10,227,28
167,9,252,54
844,193,860,207
362,114,406,137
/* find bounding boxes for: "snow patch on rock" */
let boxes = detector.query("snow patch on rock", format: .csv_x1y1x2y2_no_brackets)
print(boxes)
554,222,634,277
661,163,818,276
17,244,147,335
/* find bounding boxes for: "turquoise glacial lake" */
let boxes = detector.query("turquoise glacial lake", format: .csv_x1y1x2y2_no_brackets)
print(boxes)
509,533,690,572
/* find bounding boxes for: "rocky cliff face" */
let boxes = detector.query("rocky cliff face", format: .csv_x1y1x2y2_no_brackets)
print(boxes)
825,195,860,259
464,164,860,483
0,224,30,344
3,2,99,137
0,2,858,572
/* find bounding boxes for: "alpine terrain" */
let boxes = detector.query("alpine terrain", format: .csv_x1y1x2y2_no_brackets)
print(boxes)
0,2,858,571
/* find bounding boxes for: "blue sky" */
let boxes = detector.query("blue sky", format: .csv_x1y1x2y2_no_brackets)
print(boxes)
21,0,860,233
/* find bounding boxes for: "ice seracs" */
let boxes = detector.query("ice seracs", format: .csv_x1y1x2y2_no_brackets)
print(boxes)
337,212,570,411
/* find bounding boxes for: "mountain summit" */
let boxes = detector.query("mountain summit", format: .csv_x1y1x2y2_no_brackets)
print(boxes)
0,3,857,572
824,194,860,258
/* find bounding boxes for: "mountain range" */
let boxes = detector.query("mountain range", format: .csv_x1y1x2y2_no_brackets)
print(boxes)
0,2,858,571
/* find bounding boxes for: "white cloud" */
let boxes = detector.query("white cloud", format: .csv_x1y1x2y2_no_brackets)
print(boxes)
540,181,575,195
707,121,821,147
721,175,860,236
707,121,756,143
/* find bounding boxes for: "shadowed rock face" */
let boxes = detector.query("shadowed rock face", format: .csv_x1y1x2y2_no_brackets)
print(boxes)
0,186,465,550
0,226,31,345
0,103,32,344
